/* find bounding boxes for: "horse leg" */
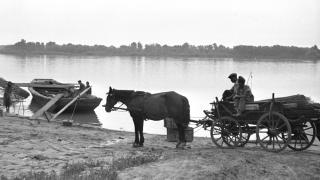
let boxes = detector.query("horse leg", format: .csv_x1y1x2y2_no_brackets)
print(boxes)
132,118,140,147
176,124,186,148
138,118,144,147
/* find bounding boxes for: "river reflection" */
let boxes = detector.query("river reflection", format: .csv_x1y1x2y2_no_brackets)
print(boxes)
1,54,319,136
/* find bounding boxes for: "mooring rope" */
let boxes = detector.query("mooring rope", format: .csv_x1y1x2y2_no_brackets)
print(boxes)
70,98,79,120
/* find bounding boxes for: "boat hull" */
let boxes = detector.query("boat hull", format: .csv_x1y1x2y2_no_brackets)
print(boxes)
31,95,102,112
29,79,102,112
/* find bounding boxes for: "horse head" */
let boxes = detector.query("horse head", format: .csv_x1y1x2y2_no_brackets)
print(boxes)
105,86,119,112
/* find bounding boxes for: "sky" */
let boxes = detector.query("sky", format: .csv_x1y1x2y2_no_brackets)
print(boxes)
0,0,319,47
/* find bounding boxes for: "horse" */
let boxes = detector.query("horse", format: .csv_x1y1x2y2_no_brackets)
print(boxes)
104,87,190,148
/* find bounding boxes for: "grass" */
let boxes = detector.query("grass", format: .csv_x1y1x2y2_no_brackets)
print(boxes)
1,152,162,180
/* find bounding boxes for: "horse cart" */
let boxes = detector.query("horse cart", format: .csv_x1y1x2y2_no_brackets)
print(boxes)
191,94,320,152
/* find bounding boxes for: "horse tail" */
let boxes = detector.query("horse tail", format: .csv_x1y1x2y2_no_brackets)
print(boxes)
182,96,190,126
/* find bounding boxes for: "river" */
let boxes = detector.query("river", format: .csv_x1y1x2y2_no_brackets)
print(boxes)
0,54,319,136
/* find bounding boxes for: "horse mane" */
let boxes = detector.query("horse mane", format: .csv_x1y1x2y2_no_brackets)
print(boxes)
113,89,135,98
113,89,150,101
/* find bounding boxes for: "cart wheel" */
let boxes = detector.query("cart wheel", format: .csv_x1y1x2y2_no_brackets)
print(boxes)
210,116,242,148
286,121,316,151
256,112,291,152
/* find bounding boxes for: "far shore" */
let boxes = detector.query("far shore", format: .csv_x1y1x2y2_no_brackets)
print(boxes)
1,115,320,179
1,40,319,60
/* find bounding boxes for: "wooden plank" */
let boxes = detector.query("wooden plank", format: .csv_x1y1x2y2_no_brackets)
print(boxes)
30,93,64,119
14,83,76,88
50,87,91,121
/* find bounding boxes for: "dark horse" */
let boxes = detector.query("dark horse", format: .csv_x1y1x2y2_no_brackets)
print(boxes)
104,87,190,148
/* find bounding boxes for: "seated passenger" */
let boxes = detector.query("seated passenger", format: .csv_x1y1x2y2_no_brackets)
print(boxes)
86,81,92,95
222,73,238,101
78,80,85,92
76,80,86,96
233,76,254,116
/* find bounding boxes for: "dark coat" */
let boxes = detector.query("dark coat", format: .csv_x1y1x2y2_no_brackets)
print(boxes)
3,86,12,107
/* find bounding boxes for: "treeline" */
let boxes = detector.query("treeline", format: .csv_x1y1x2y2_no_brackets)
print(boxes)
0,39,319,59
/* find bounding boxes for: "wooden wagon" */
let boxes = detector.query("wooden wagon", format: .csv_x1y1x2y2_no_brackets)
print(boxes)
191,94,320,152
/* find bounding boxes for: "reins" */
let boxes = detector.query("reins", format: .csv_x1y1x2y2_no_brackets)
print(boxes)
111,103,128,111
111,103,143,112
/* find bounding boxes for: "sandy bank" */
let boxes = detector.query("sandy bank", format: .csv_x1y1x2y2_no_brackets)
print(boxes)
0,116,320,179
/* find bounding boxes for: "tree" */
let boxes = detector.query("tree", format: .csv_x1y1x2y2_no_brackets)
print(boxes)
311,45,318,50
130,42,137,49
213,43,218,50
137,42,143,51
13,39,27,48
305,45,320,59
182,42,189,49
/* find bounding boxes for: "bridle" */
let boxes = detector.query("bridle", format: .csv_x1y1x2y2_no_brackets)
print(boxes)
105,90,142,112
105,92,129,111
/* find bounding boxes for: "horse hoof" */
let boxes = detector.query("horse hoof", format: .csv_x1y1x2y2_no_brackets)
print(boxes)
132,142,139,148
175,142,181,148
176,142,187,149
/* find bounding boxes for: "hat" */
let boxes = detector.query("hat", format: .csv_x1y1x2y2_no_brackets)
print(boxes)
238,76,245,84
228,73,237,79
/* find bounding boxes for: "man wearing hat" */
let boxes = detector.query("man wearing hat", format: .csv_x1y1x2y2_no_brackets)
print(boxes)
78,80,85,92
222,73,239,101
233,76,254,116
228,73,238,92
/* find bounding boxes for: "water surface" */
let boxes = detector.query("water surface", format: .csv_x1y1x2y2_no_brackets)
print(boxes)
1,54,319,136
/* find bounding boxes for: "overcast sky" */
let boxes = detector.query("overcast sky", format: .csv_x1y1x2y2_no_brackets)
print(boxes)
0,0,319,47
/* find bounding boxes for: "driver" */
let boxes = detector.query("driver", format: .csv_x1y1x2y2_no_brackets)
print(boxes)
222,73,238,101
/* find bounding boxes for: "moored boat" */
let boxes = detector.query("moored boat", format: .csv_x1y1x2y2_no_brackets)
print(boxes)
0,77,30,98
28,79,102,112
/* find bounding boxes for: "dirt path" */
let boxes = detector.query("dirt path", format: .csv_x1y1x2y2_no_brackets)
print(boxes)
1,116,320,179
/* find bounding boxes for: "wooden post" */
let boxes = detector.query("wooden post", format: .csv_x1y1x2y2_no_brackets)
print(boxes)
269,93,275,117
50,87,91,121
44,111,53,122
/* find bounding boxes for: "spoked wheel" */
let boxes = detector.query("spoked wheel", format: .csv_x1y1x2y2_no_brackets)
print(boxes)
256,112,291,152
210,116,242,148
286,120,316,151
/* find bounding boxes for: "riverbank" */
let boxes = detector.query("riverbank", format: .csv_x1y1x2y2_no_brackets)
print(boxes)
1,116,320,180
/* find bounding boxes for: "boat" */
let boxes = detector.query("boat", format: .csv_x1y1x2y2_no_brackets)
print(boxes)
28,79,102,112
0,77,30,98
